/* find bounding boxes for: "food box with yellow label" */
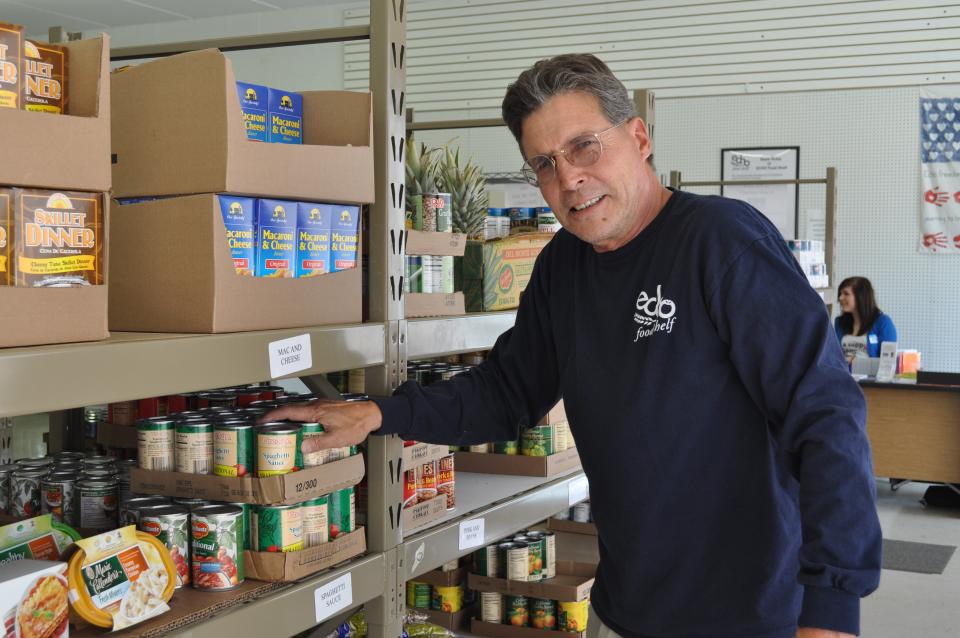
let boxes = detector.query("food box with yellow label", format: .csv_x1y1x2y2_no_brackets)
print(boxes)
462,233,553,312
0,559,70,638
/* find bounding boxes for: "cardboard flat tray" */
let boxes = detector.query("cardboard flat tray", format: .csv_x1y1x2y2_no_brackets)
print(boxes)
402,443,451,467
471,618,586,638
405,292,466,318
405,230,467,256
454,448,581,477
244,527,366,582
418,605,474,631
402,495,448,534
412,566,466,588
467,561,595,602
129,453,364,505
547,519,598,536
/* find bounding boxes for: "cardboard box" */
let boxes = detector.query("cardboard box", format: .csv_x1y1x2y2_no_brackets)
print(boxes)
243,526,365,582
539,400,566,425
467,561,595,602
402,443,451,468
403,494,447,535
421,606,474,631
406,292,466,318
111,49,373,203
462,234,553,312
405,230,467,257
0,35,110,192
108,194,361,333
415,566,466,588
129,452,364,505
96,421,137,449
471,618,585,638
547,519,598,536
454,447,581,477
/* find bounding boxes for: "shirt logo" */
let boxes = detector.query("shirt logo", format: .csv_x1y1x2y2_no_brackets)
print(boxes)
633,284,677,342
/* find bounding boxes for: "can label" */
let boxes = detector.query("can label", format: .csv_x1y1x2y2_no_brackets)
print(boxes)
499,544,529,582
41,478,74,523
140,512,190,587
504,595,529,627
493,440,518,455
328,487,355,539
542,532,557,580
480,591,503,624
23,40,65,114
558,600,589,633
300,423,327,467
214,426,254,477
176,425,213,474
406,581,431,609
417,460,438,500
0,472,9,513
529,598,557,630
256,429,300,476
402,468,419,509
474,545,498,577
77,483,118,531
138,422,175,471
432,585,464,613
421,193,452,232
437,454,456,509
302,497,329,547
553,421,571,452
525,536,544,581
521,425,554,457
252,505,303,552
11,474,42,517
192,512,244,589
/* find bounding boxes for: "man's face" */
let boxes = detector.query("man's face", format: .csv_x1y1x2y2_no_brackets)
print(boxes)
520,91,654,252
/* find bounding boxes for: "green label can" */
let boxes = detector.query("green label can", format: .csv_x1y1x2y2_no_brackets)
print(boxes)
521,425,554,457
529,598,557,630
176,421,213,474
75,478,119,532
228,502,252,550
302,495,329,547
524,532,545,581
406,580,431,609
255,423,302,477
252,504,304,552
480,591,503,624
300,422,327,467
139,505,191,588
137,417,176,472
504,595,529,628
493,440,519,455
192,504,244,590
498,541,529,582
329,487,355,539
473,544,498,577
421,192,452,232
214,421,255,477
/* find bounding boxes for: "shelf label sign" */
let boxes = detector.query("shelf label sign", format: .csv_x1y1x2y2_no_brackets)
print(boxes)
268,333,312,378
568,476,589,506
458,518,485,551
314,573,353,623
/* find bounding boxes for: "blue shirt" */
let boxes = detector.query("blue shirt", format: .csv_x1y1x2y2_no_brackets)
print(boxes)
834,313,897,357
375,190,881,638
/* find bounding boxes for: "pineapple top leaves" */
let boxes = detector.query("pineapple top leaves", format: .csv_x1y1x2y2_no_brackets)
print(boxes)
406,136,489,238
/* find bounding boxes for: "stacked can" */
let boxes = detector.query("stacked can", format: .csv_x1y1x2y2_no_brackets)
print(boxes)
485,208,509,240
416,460,438,502
436,455,455,510
509,207,537,234
416,192,455,294
536,207,561,233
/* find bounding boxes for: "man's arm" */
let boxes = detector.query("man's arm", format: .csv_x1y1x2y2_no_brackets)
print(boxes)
708,234,881,637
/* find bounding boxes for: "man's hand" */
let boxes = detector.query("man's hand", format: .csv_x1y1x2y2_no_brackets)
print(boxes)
797,628,855,638
259,400,383,454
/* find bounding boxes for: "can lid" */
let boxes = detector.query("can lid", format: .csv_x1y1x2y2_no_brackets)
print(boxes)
192,504,244,517
256,423,301,434
124,496,171,506
76,478,119,488
139,504,190,518
215,420,255,429
255,503,300,511
12,468,49,477
43,471,78,480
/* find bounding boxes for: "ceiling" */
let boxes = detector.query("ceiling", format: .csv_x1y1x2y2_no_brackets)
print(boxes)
0,0,336,35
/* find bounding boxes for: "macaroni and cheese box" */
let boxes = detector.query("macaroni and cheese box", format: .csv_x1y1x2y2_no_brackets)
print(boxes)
329,205,359,273
236,81,267,142
23,40,66,114
217,195,256,276
0,22,22,110
267,88,302,144
0,188,10,286
296,202,330,277
255,199,296,278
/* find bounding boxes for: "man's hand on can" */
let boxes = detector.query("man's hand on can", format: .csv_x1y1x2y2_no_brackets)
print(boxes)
259,400,383,454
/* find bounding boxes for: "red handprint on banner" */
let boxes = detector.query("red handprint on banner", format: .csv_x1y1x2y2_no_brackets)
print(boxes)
954,234,960,248
925,188,949,206
954,192,960,204
923,232,948,250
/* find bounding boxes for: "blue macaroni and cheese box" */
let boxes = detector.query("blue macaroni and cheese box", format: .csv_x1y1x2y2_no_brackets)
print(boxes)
217,195,257,276
329,205,360,273
236,82,268,142
256,199,296,277
296,203,331,278
267,88,302,144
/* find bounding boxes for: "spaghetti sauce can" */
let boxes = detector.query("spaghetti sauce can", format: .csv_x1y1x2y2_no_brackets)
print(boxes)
251,504,303,553
214,421,255,477
255,423,302,477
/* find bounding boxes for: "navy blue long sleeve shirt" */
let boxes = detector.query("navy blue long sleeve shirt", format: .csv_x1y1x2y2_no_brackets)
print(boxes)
374,190,881,638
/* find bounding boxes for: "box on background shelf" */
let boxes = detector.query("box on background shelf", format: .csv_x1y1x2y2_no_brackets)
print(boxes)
462,233,554,313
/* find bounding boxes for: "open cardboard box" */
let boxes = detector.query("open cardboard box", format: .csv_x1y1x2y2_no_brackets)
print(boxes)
405,292,466,318
244,526,365,582
421,605,474,631
108,194,361,333
129,453,364,505
462,233,553,313
402,442,451,468
112,49,373,203
403,494,448,534
0,35,110,192
539,400,566,425
454,447,581,477
471,618,586,638
547,519,597,536
468,561,595,602
405,231,467,257
413,566,466,588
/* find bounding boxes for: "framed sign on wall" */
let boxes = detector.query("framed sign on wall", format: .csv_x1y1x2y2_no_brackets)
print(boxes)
721,147,800,239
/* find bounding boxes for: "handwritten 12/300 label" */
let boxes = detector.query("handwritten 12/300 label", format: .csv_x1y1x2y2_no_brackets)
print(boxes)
314,573,353,622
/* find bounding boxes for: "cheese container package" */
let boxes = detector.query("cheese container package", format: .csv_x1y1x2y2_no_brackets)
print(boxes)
0,515,81,564
67,526,176,630
0,559,69,638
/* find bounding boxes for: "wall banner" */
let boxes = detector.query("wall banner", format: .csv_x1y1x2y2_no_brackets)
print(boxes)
919,88,960,253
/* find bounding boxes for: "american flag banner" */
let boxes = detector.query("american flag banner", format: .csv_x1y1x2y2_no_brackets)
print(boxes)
919,87,960,254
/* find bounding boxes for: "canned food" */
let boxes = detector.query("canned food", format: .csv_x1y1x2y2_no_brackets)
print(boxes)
302,496,329,547
498,541,529,582
54,451,85,461
0,463,16,513
417,460,438,501
480,591,503,624
521,425,554,457
214,421,255,477
252,504,303,552
198,392,237,409
504,595,529,627
40,472,76,524
553,508,571,521
493,440,518,455
16,457,54,469
328,487,355,539
537,208,561,233
81,468,117,480
437,455,455,510
558,600,590,633
117,475,133,508
420,192,452,232
138,416,176,471
509,207,537,234
299,422,327,467
473,544,498,577
119,496,171,527
192,504,245,590
139,505,191,588
468,443,491,454
406,581,431,609
82,455,116,469
176,421,213,474
255,423,302,477
432,585,464,613
10,468,47,517
553,421,571,452
541,531,557,580
529,598,557,630
524,532,545,581
173,497,214,511
572,501,591,523
402,468,419,510
75,478,119,531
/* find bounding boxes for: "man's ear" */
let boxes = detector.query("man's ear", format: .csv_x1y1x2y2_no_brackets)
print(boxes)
628,117,653,161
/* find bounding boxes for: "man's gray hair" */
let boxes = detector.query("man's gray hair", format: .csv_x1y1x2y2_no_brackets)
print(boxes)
502,53,637,152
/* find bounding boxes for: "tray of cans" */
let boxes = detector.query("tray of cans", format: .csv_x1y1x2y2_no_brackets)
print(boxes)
402,445,456,534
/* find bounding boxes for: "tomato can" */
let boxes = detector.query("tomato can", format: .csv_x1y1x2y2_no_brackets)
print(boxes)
504,595,529,627
329,487,355,539
119,497,171,527
402,468,419,509
40,471,76,524
255,422,302,476
139,505,191,588
251,503,304,552
0,464,16,513
406,581,431,609
480,591,503,624
558,600,590,633
192,504,245,590
75,478,119,531
437,454,455,509
176,421,214,474
173,497,214,511
302,496,329,547
432,585,464,613
137,416,176,472
529,598,557,630
498,541,529,582
213,421,255,477
473,544,498,577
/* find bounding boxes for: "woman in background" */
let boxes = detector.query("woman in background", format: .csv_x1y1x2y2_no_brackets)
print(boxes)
835,276,897,362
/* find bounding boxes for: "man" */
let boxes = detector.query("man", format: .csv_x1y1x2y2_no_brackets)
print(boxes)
266,54,881,638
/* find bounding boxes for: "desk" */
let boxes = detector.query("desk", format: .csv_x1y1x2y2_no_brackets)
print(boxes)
861,381,960,483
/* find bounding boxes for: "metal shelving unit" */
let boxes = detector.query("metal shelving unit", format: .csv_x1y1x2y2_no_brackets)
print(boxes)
406,312,517,359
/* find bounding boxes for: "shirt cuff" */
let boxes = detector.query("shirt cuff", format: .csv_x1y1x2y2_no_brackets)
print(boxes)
798,585,860,636
369,394,413,438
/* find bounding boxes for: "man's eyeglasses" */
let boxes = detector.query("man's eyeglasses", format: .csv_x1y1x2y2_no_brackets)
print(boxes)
521,120,628,187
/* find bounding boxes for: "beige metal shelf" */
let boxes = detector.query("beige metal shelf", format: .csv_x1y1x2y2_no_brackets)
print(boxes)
406,311,517,360
0,323,385,417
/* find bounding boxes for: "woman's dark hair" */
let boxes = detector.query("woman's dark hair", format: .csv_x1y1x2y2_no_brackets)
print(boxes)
837,276,882,336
